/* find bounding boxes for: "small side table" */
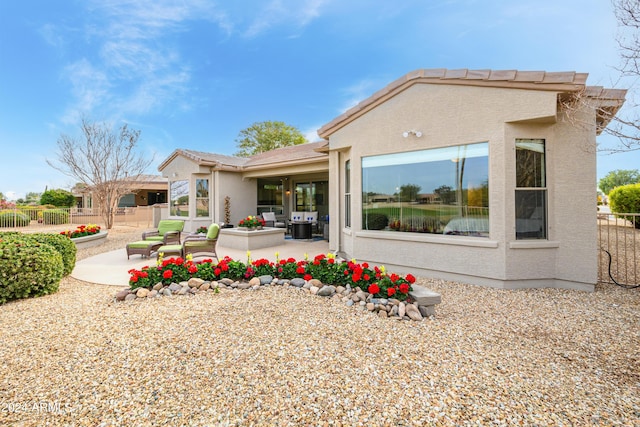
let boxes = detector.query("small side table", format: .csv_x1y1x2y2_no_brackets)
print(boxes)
291,221,312,239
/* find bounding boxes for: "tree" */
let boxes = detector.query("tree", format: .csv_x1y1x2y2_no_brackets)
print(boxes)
47,118,154,229
40,189,76,207
599,169,640,194
434,185,455,205
25,192,41,204
0,192,4,201
601,0,640,151
235,121,307,157
399,184,421,202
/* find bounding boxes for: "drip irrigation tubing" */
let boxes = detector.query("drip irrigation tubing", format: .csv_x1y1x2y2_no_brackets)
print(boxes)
601,248,640,289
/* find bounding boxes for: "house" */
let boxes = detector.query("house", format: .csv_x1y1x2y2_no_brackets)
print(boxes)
72,174,168,209
318,68,626,291
157,68,625,291
157,142,329,232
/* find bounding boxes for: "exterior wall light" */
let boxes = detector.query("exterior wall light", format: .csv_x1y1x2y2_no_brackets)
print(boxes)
402,130,423,138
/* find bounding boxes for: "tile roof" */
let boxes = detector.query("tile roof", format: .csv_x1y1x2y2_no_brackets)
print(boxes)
158,142,329,172
243,141,328,167
318,68,625,138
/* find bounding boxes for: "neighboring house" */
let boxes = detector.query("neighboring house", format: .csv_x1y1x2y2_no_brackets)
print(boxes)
157,142,329,232
318,68,626,291
157,68,625,291
72,174,168,209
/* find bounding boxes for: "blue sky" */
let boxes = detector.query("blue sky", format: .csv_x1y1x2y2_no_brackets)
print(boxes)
0,0,636,200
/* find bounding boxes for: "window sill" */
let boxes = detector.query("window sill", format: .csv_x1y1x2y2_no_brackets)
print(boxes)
355,230,498,248
508,240,560,249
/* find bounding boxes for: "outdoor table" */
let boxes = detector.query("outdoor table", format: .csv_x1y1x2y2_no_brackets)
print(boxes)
291,221,312,240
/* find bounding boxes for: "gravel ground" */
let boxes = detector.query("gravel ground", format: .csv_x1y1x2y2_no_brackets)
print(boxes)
0,226,639,426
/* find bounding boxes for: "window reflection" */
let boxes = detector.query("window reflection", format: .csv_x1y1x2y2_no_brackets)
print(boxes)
196,178,209,217
170,180,189,217
361,142,489,236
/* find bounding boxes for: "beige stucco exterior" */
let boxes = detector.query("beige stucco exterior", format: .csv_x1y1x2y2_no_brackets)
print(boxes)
320,70,625,291
158,68,625,292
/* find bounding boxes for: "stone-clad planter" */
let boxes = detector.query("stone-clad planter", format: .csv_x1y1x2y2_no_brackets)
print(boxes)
72,230,108,249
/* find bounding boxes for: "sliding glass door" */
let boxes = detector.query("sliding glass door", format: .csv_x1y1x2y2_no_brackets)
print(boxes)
295,180,328,217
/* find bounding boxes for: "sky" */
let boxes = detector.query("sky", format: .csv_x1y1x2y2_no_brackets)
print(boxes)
0,0,637,201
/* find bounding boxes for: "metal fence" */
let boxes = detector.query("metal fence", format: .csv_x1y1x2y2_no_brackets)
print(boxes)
598,212,640,286
0,206,154,230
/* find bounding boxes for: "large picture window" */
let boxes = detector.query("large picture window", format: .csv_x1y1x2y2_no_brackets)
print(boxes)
170,180,189,217
362,142,489,236
515,139,546,239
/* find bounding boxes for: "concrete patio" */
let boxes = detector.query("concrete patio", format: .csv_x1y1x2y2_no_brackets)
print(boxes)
72,237,330,287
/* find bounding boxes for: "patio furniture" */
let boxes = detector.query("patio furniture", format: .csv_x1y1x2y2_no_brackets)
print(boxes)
126,240,162,259
142,219,184,245
304,211,318,233
182,223,220,260
262,212,286,228
157,223,220,261
291,221,312,240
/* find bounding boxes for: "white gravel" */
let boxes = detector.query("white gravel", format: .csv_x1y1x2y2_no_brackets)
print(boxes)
0,225,638,426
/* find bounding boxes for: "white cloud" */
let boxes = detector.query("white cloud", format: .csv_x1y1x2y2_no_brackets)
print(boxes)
338,78,382,114
302,124,323,142
244,0,330,38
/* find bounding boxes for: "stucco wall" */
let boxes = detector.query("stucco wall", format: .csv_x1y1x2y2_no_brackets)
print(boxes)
328,83,596,290
216,171,256,226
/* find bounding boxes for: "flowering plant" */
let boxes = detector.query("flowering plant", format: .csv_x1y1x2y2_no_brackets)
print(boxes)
237,215,265,229
127,252,416,302
60,224,101,239
195,226,209,234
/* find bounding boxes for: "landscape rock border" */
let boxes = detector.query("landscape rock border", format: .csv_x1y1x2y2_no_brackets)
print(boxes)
115,275,441,321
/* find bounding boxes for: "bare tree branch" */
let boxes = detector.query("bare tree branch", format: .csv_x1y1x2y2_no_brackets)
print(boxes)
47,118,155,229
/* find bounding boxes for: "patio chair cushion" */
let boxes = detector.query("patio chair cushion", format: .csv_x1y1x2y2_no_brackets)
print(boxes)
128,240,157,249
158,220,185,235
206,223,220,239
157,244,183,257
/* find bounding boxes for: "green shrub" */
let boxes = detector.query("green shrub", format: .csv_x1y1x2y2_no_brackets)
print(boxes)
0,238,63,304
363,212,389,230
609,183,640,229
43,209,70,225
0,211,30,227
25,233,76,276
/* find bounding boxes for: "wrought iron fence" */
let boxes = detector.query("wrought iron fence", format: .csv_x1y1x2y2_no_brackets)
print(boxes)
598,212,640,286
0,206,154,230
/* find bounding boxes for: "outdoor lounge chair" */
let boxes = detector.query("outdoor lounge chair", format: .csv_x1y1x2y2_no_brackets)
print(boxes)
157,223,220,261
142,219,184,245
262,212,286,228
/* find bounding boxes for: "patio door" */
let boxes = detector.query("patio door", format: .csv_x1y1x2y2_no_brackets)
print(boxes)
295,181,328,218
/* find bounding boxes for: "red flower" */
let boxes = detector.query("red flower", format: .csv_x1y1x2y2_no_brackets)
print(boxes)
399,283,410,294
368,283,380,295
188,265,198,274
130,275,138,283
328,258,335,264
363,274,370,281
406,274,416,284
303,274,312,281
362,262,369,268
352,273,361,282
390,273,399,283
387,287,396,297
214,267,221,276
175,257,184,266
296,266,306,274
313,260,321,266
163,270,173,279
